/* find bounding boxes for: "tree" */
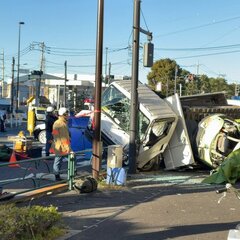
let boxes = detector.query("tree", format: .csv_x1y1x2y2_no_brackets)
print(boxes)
147,58,179,96
147,58,192,96
209,77,229,93
199,74,211,93
147,57,236,98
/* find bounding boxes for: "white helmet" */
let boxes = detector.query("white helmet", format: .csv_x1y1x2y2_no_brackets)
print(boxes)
46,106,54,113
58,107,69,116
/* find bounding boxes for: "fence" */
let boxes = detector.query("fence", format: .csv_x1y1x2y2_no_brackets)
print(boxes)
0,148,93,199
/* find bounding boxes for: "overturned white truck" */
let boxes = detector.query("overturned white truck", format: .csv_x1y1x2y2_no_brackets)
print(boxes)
87,80,240,171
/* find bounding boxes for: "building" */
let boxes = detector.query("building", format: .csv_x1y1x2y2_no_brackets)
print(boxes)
5,73,122,111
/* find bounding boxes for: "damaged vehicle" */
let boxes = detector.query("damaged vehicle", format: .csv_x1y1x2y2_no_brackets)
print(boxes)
94,83,240,171
195,114,240,168
87,80,179,171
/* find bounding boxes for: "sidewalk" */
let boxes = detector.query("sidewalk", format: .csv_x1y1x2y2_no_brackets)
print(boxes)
22,170,240,240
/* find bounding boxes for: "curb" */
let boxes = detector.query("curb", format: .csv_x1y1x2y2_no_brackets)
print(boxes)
0,183,69,204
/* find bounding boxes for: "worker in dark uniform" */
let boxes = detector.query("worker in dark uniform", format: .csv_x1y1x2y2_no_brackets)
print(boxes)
45,106,58,156
0,111,6,132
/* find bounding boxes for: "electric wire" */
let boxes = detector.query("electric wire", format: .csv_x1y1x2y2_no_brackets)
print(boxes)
156,15,240,38
155,43,240,52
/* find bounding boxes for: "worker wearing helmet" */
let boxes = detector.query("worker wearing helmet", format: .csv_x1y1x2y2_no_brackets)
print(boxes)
50,107,72,181
45,106,58,156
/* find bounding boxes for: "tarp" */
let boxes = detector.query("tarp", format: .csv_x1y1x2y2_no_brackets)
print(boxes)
68,116,92,159
202,148,240,184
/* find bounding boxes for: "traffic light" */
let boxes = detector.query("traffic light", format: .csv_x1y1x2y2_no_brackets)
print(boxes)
143,42,154,67
31,70,43,76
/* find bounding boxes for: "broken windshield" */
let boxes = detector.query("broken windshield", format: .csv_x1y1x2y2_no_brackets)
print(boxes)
102,85,150,140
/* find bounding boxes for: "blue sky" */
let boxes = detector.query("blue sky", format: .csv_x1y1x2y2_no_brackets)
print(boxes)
1,0,240,85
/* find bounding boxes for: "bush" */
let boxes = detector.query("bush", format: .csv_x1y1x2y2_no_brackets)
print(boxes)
0,204,65,240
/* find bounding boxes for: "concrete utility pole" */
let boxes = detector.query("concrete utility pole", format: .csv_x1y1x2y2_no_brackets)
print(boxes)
92,0,104,179
129,0,141,174
105,47,108,83
64,60,67,107
11,57,15,113
129,0,153,174
16,21,25,111
174,66,178,94
0,50,4,98
40,42,45,73
108,62,111,84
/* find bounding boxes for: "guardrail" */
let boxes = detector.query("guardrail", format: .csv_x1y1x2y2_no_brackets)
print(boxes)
0,149,93,199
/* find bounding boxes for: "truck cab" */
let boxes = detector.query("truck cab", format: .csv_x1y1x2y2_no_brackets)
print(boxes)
97,80,178,170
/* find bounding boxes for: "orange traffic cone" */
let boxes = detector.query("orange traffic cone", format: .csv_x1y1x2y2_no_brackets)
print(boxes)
8,151,20,168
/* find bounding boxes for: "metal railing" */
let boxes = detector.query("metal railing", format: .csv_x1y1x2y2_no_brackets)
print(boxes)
0,149,93,199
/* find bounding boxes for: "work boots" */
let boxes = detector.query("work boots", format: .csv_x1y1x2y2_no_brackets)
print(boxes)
55,174,62,181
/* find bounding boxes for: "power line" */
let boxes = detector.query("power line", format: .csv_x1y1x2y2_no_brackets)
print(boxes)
174,49,240,59
156,15,240,38
155,43,240,52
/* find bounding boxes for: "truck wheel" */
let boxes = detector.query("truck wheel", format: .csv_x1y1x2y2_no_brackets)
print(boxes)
38,130,46,144
139,158,156,171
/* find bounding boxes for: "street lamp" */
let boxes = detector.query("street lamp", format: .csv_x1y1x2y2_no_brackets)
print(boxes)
16,21,25,111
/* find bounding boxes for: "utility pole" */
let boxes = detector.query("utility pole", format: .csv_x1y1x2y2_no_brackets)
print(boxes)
179,83,182,97
40,42,45,73
129,0,141,174
11,58,15,113
129,0,153,174
0,50,4,98
105,47,108,83
16,21,25,111
196,61,199,76
39,42,45,102
92,0,104,179
174,66,178,94
64,60,67,107
108,62,111,84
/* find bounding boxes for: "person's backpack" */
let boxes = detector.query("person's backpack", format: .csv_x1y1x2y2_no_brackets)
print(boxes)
74,177,98,193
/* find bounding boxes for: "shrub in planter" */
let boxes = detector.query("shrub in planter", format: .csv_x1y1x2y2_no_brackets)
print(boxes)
0,204,65,240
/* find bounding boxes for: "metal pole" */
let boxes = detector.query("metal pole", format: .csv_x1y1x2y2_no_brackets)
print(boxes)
92,0,104,179
174,66,178,94
105,47,108,83
11,57,15,113
1,49,4,98
108,62,111,84
68,153,75,191
129,0,141,174
64,60,67,107
16,21,24,111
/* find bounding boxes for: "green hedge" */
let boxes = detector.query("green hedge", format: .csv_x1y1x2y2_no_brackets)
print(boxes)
0,204,65,240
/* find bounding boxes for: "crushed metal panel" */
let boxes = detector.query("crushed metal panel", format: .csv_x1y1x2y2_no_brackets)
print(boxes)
102,80,178,170
195,114,240,168
163,94,195,170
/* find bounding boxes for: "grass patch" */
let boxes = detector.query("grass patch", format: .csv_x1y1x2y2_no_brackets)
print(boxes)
0,204,65,240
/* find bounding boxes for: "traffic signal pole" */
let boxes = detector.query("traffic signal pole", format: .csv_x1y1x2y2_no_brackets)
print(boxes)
129,0,141,174
129,0,153,174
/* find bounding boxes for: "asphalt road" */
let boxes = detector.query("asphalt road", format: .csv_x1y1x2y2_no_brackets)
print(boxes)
26,171,240,240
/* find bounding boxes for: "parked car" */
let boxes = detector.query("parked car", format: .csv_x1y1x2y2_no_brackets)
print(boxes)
33,123,46,144
32,107,47,121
